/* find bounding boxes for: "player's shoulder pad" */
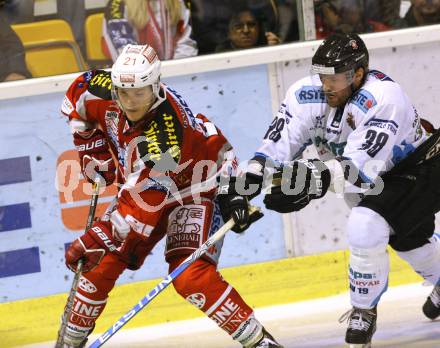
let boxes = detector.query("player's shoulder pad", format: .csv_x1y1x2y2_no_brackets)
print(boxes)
354,73,407,114
368,69,394,82
137,100,184,170
87,70,113,100
292,76,326,105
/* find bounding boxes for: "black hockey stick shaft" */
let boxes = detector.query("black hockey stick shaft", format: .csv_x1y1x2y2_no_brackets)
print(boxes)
55,180,101,347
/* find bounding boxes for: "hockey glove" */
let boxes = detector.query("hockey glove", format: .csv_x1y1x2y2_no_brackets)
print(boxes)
218,176,264,233
65,221,121,273
73,129,116,186
217,171,264,199
264,159,331,213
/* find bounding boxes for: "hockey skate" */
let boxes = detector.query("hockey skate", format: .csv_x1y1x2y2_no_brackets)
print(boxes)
422,284,440,320
59,323,94,348
339,306,377,348
246,327,284,348
62,338,87,348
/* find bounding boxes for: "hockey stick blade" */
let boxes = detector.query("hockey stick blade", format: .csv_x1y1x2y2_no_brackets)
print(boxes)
88,205,261,348
55,180,100,348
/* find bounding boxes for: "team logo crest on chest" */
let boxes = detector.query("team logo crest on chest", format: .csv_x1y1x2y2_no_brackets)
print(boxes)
105,110,120,147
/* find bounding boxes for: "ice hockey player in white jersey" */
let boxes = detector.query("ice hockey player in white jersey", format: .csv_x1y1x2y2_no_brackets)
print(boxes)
219,33,440,347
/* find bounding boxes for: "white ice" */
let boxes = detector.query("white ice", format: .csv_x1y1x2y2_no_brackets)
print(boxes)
24,282,440,348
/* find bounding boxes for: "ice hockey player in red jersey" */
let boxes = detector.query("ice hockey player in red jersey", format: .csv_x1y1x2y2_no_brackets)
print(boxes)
59,44,282,348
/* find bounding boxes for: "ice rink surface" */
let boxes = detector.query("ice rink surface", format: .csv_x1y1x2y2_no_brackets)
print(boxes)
26,283,439,348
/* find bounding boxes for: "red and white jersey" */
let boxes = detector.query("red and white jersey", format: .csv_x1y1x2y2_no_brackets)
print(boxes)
61,69,234,235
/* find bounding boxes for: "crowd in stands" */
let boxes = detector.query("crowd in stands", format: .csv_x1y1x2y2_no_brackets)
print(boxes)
0,12,31,81
103,0,197,61
314,0,440,38
1,0,440,82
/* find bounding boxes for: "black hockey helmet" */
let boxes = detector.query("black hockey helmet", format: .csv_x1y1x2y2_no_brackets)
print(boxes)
311,33,369,75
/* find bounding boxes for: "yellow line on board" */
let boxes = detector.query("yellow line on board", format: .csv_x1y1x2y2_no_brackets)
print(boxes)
1,249,422,347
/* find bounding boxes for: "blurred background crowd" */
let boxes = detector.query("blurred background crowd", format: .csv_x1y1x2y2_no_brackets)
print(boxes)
1,0,439,83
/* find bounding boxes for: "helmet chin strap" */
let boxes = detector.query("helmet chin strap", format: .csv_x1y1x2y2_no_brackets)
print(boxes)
150,82,166,109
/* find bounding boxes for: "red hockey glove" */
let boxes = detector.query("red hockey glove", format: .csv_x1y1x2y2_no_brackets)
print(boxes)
65,221,121,273
73,129,116,186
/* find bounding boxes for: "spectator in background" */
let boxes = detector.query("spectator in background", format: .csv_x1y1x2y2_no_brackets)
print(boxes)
364,0,401,28
315,0,339,39
0,0,33,24
277,0,299,43
247,0,279,33
336,0,390,34
103,0,197,61
398,0,440,27
0,12,31,82
215,8,281,53
191,0,236,54
315,0,391,39
192,0,279,55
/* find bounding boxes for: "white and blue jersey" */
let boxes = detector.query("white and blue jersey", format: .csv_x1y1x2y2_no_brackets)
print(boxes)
256,70,429,184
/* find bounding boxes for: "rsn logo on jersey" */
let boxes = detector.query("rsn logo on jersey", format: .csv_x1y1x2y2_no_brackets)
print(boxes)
295,86,326,104
351,90,377,113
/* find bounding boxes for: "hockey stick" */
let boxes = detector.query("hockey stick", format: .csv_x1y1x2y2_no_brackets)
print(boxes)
55,180,101,348
88,205,261,348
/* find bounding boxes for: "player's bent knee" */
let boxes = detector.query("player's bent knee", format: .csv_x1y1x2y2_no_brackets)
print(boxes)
169,256,217,297
397,234,440,285
167,255,260,342
347,207,390,249
168,255,233,314
350,244,388,262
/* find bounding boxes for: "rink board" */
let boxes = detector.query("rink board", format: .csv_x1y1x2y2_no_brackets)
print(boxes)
2,26,440,303
0,65,285,302
1,25,440,347
1,248,422,347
